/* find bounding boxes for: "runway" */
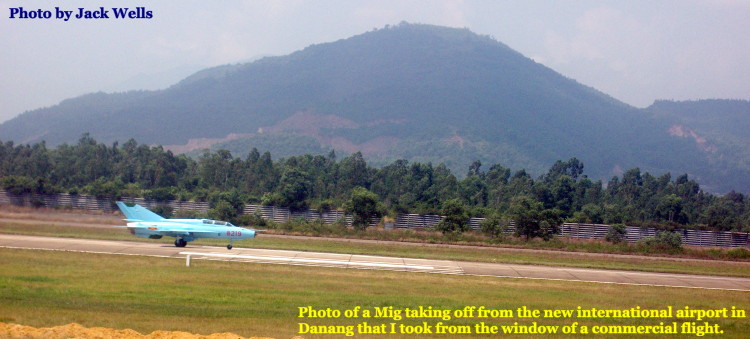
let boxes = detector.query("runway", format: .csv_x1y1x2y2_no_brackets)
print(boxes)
1,234,749,291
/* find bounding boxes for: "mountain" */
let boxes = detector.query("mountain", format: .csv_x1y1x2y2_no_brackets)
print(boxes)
0,23,744,192
648,99,750,148
646,99,750,191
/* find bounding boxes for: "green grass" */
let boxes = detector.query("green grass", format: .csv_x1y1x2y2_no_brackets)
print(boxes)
247,236,750,278
0,248,748,338
2,221,750,278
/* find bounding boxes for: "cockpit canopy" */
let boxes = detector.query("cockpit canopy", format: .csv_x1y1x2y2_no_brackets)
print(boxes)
202,219,235,227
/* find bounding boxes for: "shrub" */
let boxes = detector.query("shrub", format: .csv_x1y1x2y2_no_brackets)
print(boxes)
235,212,267,227
726,248,750,260
1,176,34,195
314,199,337,213
208,200,238,222
507,196,562,241
638,231,683,252
143,187,176,202
344,187,383,230
605,224,628,244
435,199,469,235
480,214,508,239
173,209,205,219
29,197,46,208
149,205,172,218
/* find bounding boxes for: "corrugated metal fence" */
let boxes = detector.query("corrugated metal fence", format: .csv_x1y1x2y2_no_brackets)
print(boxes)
243,204,367,227
0,189,746,247
0,190,375,227
394,213,748,248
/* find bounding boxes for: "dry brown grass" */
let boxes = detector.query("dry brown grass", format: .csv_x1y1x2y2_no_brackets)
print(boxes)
0,205,122,225
0,322,278,339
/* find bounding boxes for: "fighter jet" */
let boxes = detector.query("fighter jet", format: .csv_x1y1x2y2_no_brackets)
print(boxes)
116,202,256,249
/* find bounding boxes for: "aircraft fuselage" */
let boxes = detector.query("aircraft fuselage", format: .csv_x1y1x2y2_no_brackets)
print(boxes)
127,220,256,242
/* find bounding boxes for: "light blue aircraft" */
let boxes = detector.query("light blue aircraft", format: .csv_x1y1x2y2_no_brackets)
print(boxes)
116,202,256,249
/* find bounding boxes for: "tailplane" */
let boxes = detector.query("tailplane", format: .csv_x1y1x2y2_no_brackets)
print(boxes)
116,202,165,222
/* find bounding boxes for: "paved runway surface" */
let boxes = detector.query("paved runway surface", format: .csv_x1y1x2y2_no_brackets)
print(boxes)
1,234,749,291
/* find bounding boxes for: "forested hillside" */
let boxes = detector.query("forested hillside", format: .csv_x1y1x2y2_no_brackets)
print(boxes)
1,136,747,232
646,99,750,192
2,23,741,192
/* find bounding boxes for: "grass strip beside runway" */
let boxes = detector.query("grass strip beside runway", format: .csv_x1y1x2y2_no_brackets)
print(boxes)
0,248,748,338
1,221,749,278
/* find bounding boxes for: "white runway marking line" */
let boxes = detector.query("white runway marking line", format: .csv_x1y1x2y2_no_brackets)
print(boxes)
180,251,435,270
462,272,750,292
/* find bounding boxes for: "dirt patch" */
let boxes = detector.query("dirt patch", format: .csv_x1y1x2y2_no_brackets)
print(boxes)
265,111,359,135
327,136,400,155
0,322,288,339
668,124,717,152
163,133,255,154
263,111,402,155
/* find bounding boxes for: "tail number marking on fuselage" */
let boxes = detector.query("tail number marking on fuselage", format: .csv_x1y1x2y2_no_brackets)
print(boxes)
227,230,242,237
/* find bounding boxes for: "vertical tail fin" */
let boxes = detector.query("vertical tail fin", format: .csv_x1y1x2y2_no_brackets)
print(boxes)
116,202,165,222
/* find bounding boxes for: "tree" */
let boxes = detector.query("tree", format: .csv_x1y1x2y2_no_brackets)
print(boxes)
460,173,487,207
467,160,482,177
619,168,643,205
571,203,604,224
277,167,312,211
507,196,562,241
701,198,740,231
656,194,683,223
344,187,382,230
337,152,369,194
545,158,584,181
198,149,234,189
436,198,470,235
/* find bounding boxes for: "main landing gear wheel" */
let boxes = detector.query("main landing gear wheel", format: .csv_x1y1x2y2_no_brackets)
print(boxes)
175,238,187,247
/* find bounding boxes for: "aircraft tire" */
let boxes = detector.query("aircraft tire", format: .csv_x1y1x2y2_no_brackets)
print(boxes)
175,239,187,247
227,244,233,250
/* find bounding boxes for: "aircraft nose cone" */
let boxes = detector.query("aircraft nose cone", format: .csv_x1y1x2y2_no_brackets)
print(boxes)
246,229,256,239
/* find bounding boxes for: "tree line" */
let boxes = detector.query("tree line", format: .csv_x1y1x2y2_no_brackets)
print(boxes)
1,135,748,233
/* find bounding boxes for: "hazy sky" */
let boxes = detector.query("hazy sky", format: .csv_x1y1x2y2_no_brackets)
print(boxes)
2,0,749,123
